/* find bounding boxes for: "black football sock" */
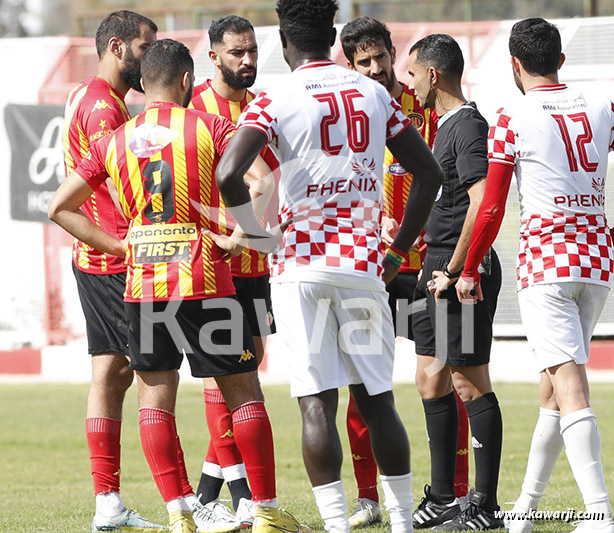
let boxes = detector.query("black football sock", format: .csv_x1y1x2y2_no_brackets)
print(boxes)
423,391,458,504
465,392,503,512
227,478,252,510
196,473,224,505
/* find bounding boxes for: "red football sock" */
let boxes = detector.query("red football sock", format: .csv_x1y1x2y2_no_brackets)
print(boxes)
205,440,219,465
86,417,122,495
205,389,244,468
176,432,195,497
454,390,470,498
346,395,379,502
139,408,183,503
231,401,276,501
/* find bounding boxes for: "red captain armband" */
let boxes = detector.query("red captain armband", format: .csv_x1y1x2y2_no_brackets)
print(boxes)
385,245,409,268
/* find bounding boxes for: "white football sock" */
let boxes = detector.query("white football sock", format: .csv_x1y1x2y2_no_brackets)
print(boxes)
184,494,199,509
166,496,191,513
312,480,349,533
222,463,247,482
253,498,278,508
95,491,125,517
515,408,563,511
561,408,612,516
202,460,224,479
380,472,413,533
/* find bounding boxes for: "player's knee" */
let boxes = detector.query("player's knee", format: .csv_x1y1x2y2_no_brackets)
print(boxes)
553,379,589,407
114,363,135,393
96,361,132,393
299,395,336,432
452,378,484,403
215,371,264,410
416,370,450,400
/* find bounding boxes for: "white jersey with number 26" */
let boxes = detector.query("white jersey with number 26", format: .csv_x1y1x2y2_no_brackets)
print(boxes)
238,60,411,290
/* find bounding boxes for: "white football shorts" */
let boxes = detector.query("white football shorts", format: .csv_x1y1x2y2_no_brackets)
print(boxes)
517,281,610,372
270,281,395,398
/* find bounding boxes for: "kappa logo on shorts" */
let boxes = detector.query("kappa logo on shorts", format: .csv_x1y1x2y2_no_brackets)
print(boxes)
238,349,255,363
220,429,234,438
352,454,367,461
457,448,469,456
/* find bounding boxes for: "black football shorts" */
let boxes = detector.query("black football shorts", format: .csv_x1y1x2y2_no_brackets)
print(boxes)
72,263,129,356
124,296,258,377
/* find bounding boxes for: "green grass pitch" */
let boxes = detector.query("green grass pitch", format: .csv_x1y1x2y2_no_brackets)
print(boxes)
1,382,612,532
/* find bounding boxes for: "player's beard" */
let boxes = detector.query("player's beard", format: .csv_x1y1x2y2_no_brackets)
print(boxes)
220,60,257,90
120,47,144,93
371,71,395,93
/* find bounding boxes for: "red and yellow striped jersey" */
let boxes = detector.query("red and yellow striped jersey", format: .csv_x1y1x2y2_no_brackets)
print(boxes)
63,77,131,275
383,82,437,273
75,101,236,303
189,79,271,278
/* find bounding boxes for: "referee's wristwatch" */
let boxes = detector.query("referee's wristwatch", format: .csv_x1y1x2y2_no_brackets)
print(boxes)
443,264,463,279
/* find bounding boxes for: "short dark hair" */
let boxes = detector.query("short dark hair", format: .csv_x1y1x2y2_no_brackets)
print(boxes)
95,10,157,59
141,39,193,90
409,34,464,80
509,18,561,76
276,0,338,54
209,15,255,47
340,16,393,65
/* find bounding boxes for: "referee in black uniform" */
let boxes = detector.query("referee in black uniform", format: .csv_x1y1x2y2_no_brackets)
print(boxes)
406,34,504,531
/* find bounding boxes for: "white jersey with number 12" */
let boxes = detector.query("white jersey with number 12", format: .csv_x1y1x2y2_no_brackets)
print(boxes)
489,84,614,289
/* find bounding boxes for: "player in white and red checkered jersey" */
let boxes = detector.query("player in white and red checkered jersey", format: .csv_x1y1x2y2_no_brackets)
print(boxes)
238,66,413,288
215,1,444,532
457,18,614,533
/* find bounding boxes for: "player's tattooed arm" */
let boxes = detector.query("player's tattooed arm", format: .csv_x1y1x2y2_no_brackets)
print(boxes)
48,171,126,258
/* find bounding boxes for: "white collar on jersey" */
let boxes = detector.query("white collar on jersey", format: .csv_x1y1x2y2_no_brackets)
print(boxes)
437,102,474,128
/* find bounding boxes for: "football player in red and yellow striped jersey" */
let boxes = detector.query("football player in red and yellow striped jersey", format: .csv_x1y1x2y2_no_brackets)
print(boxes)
341,17,469,525
50,39,306,533
60,11,167,532
189,17,277,522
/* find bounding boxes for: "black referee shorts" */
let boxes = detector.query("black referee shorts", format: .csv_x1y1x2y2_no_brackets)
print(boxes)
72,263,129,356
386,271,420,339
233,274,276,337
412,249,501,366
124,297,258,378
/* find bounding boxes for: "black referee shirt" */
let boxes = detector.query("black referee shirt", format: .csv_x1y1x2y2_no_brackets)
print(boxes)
425,102,489,251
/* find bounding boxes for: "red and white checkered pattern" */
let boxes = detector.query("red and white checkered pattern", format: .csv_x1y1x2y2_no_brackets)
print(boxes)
481,85,614,290
488,108,517,166
237,60,410,286
240,92,277,143
517,213,614,290
271,200,385,279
